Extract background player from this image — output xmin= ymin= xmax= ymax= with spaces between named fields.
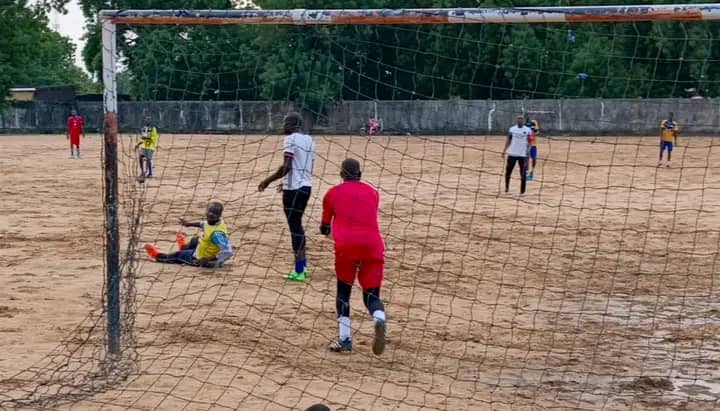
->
xmin=321 ymin=158 xmax=386 ymax=355
xmin=659 ymin=112 xmax=678 ymax=167
xmin=503 ymin=115 xmax=532 ymax=194
xmin=144 ymin=201 xmax=233 ymax=268
xmin=524 ymin=113 xmax=540 ymax=180
xmin=258 ymin=112 xmax=316 ymax=282
xmin=135 ymin=117 xmax=159 ymax=180
xmin=66 ymin=108 xmax=85 ymax=159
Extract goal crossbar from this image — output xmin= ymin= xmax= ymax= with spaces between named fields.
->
xmin=98 ymin=4 xmax=720 ymax=25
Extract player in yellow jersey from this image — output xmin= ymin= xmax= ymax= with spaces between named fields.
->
xmin=144 ymin=201 xmax=233 ymax=268
xmin=659 ymin=112 xmax=678 ymax=168
xmin=136 ymin=117 xmax=159 ymax=181
xmin=524 ymin=114 xmax=540 ymax=180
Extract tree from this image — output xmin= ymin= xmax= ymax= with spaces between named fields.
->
xmin=0 ymin=0 xmax=97 ymax=105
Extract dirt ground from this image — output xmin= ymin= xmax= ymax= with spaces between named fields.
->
xmin=1 ymin=134 xmax=720 ymax=411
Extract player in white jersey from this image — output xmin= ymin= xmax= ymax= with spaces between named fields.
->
xmin=502 ymin=115 xmax=532 ymax=194
xmin=258 ymin=112 xmax=317 ymax=281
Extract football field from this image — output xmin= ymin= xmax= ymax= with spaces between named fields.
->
xmin=1 ymin=134 xmax=720 ymax=410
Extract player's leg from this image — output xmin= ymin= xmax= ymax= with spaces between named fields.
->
xmin=144 ymin=149 xmax=154 ymax=177
xmin=329 ymin=252 xmax=357 ymax=352
xmin=145 ymin=244 xmax=196 ymax=264
xmin=529 ymin=147 xmax=537 ymax=180
xmin=658 ymin=142 xmax=664 ymax=165
xmin=138 ymin=148 xmax=146 ymax=176
xmin=505 ymin=156 xmax=517 ymax=193
xmin=666 ymin=142 xmax=673 ymax=166
xmin=519 ymin=157 xmax=527 ymax=194
xmin=282 ymin=187 xmax=311 ymax=281
xmin=358 ymin=257 xmax=386 ymax=355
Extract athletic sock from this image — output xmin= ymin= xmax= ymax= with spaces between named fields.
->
xmin=338 ymin=316 xmax=351 ymax=341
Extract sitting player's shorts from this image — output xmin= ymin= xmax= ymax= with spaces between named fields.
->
xmin=529 ymin=146 xmax=538 ymax=160
xmin=334 ymin=247 xmax=384 ymax=290
xmin=661 ymin=141 xmax=673 ymax=152
xmin=141 ymin=148 xmax=155 ymax=160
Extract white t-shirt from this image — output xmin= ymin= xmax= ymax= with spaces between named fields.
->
xmin=283 ymin=132 xmax=316 ymax=190
xmin=507 ymin=125 xmax=532 ymax=157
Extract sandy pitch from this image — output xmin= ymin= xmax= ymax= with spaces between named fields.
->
xmin=1 ymin=134 xmax=720 ymax=410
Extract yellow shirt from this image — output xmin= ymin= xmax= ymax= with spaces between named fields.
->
xmin=142 ymin=127 xmax=159 ymax=151
xmin=196 ymin=220 xmax=229 ymax=260
xmin=660 ymin=120 xmax=678 ymax=142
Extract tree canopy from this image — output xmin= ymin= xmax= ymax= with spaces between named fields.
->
xmin=78 ymin=0 xmax=720 ymax=110
xmin=0 ymin=0 xmax=97 ymax=105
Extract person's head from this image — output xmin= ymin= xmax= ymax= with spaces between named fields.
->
xmin=283 ymin=112 xmax=303 ymax=135
xmin=668 ymin=112 xmax=674 ymax=121
xmin=304 ymin=405 xmax=331 ymax=411
xmin=206 ymin=201 xmax=224 ymax=225
xmin=517 ymin=115 xmax=525 ymax=127
xmin=340 ymin=158 xmax=361 ymax=181
xmin=70 ymin=108 xmax=77 ymax=116
xmin=144 ymin=116 xmax=152 ymax=126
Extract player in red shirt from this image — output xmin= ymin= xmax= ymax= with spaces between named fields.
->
xmin=66 ymin=109 xmax=85 ymax=159
xmin=321 ymin=158 xmax=386 ymax=355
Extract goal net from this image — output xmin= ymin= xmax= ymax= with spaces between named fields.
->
xmin=2 ymin=5 xmax=720 ymax=410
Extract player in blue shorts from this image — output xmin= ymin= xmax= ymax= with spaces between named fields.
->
xmin=524 ymin=114 xmax=540 ymax=180
xmin=659 ymin=113 xmax=678 ymax=168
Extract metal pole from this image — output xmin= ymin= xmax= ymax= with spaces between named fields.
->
xmin=101 ymin=20 xmax=120 ymax=355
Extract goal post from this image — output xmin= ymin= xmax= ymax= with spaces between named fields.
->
xmin=83 ymin=5 xmax=720 ymax=410
xmin=98 ymin=0 xmax=720 ymax=361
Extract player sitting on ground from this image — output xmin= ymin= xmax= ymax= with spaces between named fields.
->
xmin=135 ymin=118 xmax=159 ymax=180
xmin=524 ymin=114 xmax=540 ymax=180
xmin=503 ymin=115 xmax=532 ymax=194
xmin=66 ymin=108 xmax=85 ymax=159
xmin=144 ymin=201 xmax=233 ymax=268
xmin=659 ymin=112 xmax=679 ymax=167
xmin=321 ymin=158 xmax=387 ymax=355
xmin=258 ymin=112 xmax=316 ymax=282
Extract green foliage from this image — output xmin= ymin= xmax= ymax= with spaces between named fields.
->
xmin=78 ymin=0 xmax=720 ymax=110
xmin=0 ymin=0 xmax=97 ymax=105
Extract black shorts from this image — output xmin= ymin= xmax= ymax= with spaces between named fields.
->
xmin=283 ymin=186 xmax=312 ymax=217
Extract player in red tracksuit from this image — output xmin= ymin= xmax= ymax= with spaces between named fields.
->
xmin=321 ymin=158 xmax=386 ymax=355
xmin=66 ymin=109 xmax=85 ymax=159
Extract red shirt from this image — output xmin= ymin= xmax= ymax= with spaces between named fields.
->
xmin=322 ymin=180 xmax=384 ymax=258
xmin=67 ymin=115 xmax=84 ymax=137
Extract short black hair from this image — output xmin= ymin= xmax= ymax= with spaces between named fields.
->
xmin=208 ymin=201 xmax=224 ymax=216
xmin=340 ymin=158 xmax=361 ymax=181
xmin=304 ymin=405 xmax=331 ymax=411
xmin=283 ymin=112 xmax=303 ymax=134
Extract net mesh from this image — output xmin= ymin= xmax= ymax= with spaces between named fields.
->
xmin=2 ymin=15 xmax=720 ymax=411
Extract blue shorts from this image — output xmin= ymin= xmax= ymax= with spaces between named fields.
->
xmin=529 ymin=146 xmax=538 ymax=160
xmin=661 ymin=141 xmax=673 ymax=152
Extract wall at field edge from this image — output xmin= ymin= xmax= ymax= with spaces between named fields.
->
xmin=0 ymin=99 xmax=716 ymax=135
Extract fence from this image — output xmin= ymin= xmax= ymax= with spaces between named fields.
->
xmin=0 ymin=98 xmax=716 ymax=135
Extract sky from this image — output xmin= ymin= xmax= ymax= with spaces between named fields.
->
xmin=48 ymin=0 xmax=87 ymax=71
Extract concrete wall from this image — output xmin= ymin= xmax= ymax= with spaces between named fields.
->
xmin=1 ymin=98 xmax=717 ymax=135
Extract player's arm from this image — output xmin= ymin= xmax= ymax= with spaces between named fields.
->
xmin=675 ymin=123 xmax=679 ymax=145
xmin=196 ymin=232 xmax=233 ymax=267
xmin=502 ymin=132 xmax=511 ymax=157
xmin=179 ymin=218 xmax=203 ymax=228
xmin=259 ymin=136 xmax=294 ymax=192
xmin=81 ymin=117 xmax=86 ymax=139
xmin=66 ymin=118 xmax=70 ymax=139
xmin=320 ymin=189 xmax=335 ymax=235
xmin=258 ymin=156 xmax=292 ymax=192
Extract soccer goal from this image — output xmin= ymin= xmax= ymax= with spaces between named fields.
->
xmin=3 ymin=4 xmax=720 ymax=410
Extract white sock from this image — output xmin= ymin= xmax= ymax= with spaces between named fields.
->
xmin=372 ymin=310 xmax=386 ymax=324
xmin=338 ymin=316 xmax=351 ymax=341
